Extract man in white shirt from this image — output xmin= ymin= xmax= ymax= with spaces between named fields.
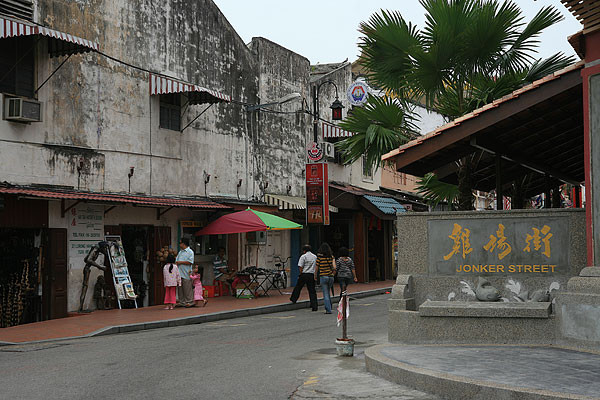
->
xmin=175 ymin=237 xmax=195 ymax=307
xmin=290 ymin=244 xmax=318 ymax=311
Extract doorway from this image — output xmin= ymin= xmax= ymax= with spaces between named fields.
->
xmin=121 ymin=225 xmax=151 ymax=307
xmin=367 ymin=218 xmax=385 ymax=281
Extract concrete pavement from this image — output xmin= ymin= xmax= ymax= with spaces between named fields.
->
xmin=366 ymin=344 xmax=600 ymax=400
xmin=0 ymin=281 xmax=393 ymax=345
xmin=0 ymin=293 xmax=434 ymax=400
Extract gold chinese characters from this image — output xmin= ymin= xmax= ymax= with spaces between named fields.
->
xmin=443 ymin=223 xmax=553 ymax=261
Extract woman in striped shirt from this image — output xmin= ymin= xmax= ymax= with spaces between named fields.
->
xmin=315 ymin=242 xmax=336 ymax=314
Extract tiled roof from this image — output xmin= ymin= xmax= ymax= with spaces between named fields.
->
xmin=382 ymin=61 xmax=585 ymax=161
xmin=0 ymin=185 xmax=229 ymax=209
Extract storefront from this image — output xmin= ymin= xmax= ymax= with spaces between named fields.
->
xmin=0 ymin=184 xmax=232 ymax=318
xmin=0 ymin=192 xmax=68 ymax=327
xmin=324 ymin=183 xmax=407 ymax=283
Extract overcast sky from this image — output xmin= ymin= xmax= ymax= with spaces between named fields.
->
xmin=213 ymin=0 xmax=582 ymax=65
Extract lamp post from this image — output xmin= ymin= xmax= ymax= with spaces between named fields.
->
xmin=313 ymin=80 xmax=344 ymax=142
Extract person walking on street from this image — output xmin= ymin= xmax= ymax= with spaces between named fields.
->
xmin=336 ymin=247 xmax=357 ymax=292
xmin=316 ymin=243 xmax=336 ymax=314
xmin=176 ymin=238 xmax=195 ymax=307
xmin=163 ymin=254 xmax=181 ymax=310
xmin=289 ymin=244 xmax=318 ymax=311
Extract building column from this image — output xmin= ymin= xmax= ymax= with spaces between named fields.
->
xmin=582 ymin=29 xmax=600 ymax=265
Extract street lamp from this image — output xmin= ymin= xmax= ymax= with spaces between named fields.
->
xmin=313 ymin=80 xmax=344 ymax=141
xmin=330 ymin=98 xmax=344 ymax=121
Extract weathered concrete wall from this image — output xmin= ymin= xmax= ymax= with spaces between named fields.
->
xmin=248 ymin=37 xmax=310 ymax=199
xmin=1 ymin=0 xmax=317 ymax=201
xmin=396 ymin=209 xmax=586 ymax=307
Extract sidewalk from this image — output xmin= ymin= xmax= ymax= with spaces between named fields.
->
xmin=366 ymin=343 xmax=600 ymax=400
xmin=0 ymin=281 xmax=392 ymax=345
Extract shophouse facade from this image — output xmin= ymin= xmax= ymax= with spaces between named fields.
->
xmin=0 ymin=0 xmax=444 ymax=325
xmin=0 ymin=0 xmax=313 ymax=321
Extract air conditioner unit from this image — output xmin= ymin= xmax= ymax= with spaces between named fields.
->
xmin=246 ymin=231 xmax=267 ymax=244
xmin=4 ymin=97 xmax=42 ymax=122
xmin=322 ymin=141 xmax=335 ymax=159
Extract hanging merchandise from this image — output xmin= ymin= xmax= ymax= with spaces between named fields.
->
xmin=105 ymin=235 xmax=138 ymax=309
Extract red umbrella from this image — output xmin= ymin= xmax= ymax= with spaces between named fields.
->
xmin=195 ymin=208 xmax=302 ymax=236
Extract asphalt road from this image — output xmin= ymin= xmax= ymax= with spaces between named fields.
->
xmin=0 ymin=294 xmax=435 ymax=400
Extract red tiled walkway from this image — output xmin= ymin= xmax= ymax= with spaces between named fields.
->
xmin=0 ymin=281 xmax=393 ymax=344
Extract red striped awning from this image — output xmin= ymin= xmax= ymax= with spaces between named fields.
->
xmin=0 ymin=16 xmax=99 ymax=57
xmin=149 ymin=73 xmax=231 ymax=105
xmin=0 ymin=186 xmax=230 ymax=210
xmin=322 ymin=121 xmax=355 ymax=138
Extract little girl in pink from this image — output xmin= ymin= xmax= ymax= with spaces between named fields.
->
xmin=189 ymin=265 xmax=207 ymax=307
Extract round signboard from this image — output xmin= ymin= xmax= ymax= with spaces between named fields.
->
xmin=307 ymin=142 xmax=323 ymax=162
xmin=346 ymin=81 xmax=369 ymax=106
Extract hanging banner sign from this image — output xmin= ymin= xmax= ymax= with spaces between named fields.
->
xmin=347 ymin=81 xmax=369 ymax=106
xmin=307 ymin=141 xmax=323 ymax=162
xmin=306 ymin=163 xmax=330 ymax=225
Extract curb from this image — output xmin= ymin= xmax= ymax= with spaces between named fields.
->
xmin=0 ymin=287 xmax=391 ymax=346
xmin=364 ymin=344 xmax=596 ymax=400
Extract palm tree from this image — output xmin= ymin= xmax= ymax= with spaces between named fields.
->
xmin=335 ymin=96 xmax=419 ymax=170
xmin=338 ymin=0 xmax=575 ymax=209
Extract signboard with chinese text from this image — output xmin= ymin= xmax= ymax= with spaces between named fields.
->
xmin=68 ymin=204 xmax=104 ymax=267
xmin=306 ymin=163 xmax=330 ymax=225
xmin=428 ymin=217 xmax=569 ymax=275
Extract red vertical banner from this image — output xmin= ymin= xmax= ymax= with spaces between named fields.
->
xmin=306 ymin=163 xmax=330 ymax=225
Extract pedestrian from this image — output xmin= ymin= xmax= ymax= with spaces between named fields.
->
xmin=289 ymin=244 xmax=318 ymax=311
xmin=316 ymin=242 xmax=336 ymax=314
xmin=189 ymin=265 xmax=208 ymax=307
xmin=213 ymin=246 xmax=236 ymax=296
xmin=336 ymin=247 xmax=357 ymax=292
xmin=175 ymin=238 xmax=195 ymax=307
xmin=163 ymin=254 xmax=181 ymax=310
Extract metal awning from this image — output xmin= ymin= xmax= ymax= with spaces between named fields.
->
xmin=362 ymin=195 xmax=406 ymax=215
xmin=149 ymin=73 xmax=231 ymax=105
xmin=265 ymin=194 xmax=338 ymax=212
xmin=360 ymin=195 xmax=405 ymax=220
xmin=322 ymin=121 xmax=354 ymax=138
xmin=328 ymin=182 xmax=408 ymax=219
xmin=0 ymin=16 xmax=99 ymax=57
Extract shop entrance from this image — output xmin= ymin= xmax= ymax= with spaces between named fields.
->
xmin=323 ymin=221 xmax=350 ymax=257
xmin=0 ymin=227 xmax=67 ymax=326
xmin=367 ymin=217 xmax=391 ymax=282
xmin=0 ymin=228 xmax=42 ymax=327
xmin=104 ymin=225 xmax=171 ymax=307
xmin=121 ymin=225 xmax=152 ymax=307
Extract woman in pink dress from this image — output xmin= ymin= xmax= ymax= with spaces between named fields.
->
xmin=189 ymin=265 xmax=208 ymax=307
xmin=163 ymin=254 xmax=181 ymax=310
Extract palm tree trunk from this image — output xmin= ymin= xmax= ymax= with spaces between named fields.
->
xmin=457 ymin=158 xmax=474 ymax=211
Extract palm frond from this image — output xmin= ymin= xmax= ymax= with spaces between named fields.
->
xmin=335 ymin=96 xmax=418 ymax=171
xmin=416 ymin=173 xmax=459 ymax=206
xmin=523 ymin=53 xmax=577 ymax=83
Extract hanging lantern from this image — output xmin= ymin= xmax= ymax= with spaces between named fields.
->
xmin=330 ymin=98 xmax=344 ymax=121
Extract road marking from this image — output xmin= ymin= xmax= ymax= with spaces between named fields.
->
xmin=303 ymin=376 xmax=319 ymax=385
xmin=261 ymin=315 xmax=296 ymax=319
xmin=353 ymin=303 xmax=374 ymax=306
xmin=207 ymin=322 xmax=248 ymax=327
